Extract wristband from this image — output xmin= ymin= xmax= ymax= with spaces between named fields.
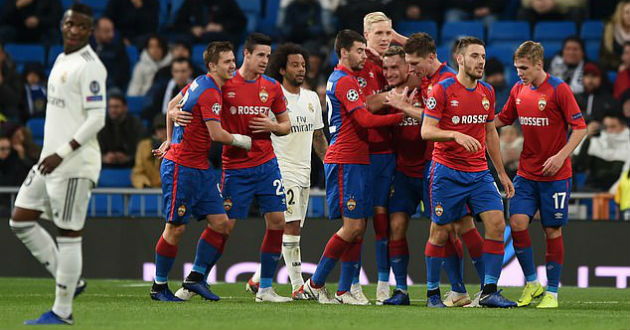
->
xmin=231 ymin=134 xmax=252 ymax=150
xmin=55 ymin=143 xmax=73 ymax=158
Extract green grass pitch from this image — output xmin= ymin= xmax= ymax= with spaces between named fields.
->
xmin=0 ymin=278 xmax=628 ymax=330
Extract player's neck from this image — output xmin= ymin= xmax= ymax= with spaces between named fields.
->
xmin=64 ymin=42 xmax=88 ymax=55
xmin=209 ymin=73 xmax=225 ymax=88
xmin=428 ymin=59 xmax=442 ymax=77
xmin=282 ymin=80 xmax=300 ymax=94
xmin=456 ymin=71 xmax=477 ymax=89
xmin=339 ymin=60 xmax=354 ymax=72
xmin=238 ymin=66 xmax=260 ymax=81
xmin=531 ymin=71 xmax=548 ymax=87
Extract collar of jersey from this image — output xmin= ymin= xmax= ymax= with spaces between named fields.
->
xmin=235 ymin=70 xmax=260 ymax=83
xmin=61 ymin=44 xmax=91 ymax=58
xmin=529 ymin=73 xmax=550 ymax=91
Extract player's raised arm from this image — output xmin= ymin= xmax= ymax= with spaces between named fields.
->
xmin=485 ymin=120 xmax=515 ymax=198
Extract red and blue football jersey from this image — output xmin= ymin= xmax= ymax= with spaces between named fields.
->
xmin=221 ymin=71 xmax=287 ymax=169
xmin=498 ymin=74 xmax=587 ymax=181
xmin=357 ymin=58 xmax=391 ymax=154
xmin=165 ymin=74 xmax=222 ymax=169
xmin=421 ymin=62 xmax=457 ymax=107
xmin=425 ymin=78 xmax=496 ymax=172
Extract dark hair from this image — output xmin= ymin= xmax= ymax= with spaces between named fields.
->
xmin=108 ymin=93 xmax=126 ymax=105
xmin=403 ymin=32 xmax=436 ymax=57
xmin=603 ymin=111 xmax=626 ymax=123
xmin=266 ymin=43 xmax=310 ymax=82
xmin=172 ymin=40 xmax=192 ymax=54
xmin=562 ymin=35 xmax=586 ymax=57
xmin=455 ymin=36 xmax=485 ymax=54
xmin=485 ymin=58 xmax=504 ymax=76
xmin=171 ymin=56 xmax=193 ymax=71
xmin=144 ymin=34 xmax=168 ymax=59
xmin=244 ymin=33 xmax=272 ymax=53
xmin=68 ymin=3 xmax=93 ymax=18
xmin=203 ymin=41 xmax=234 ymax=68
xmin=334 ymin=29 xmax=366 ymax=58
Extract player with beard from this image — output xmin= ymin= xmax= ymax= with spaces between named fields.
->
xmin=301 ymin=30 xmax=416 ymax=305
xmin=421 ymin=37 xmax=516 ymax=308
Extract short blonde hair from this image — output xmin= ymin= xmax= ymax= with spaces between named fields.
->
xmin=363 ymin=12 xmax=391 ymax=32
xmin=514 ymin=41 xmax=544 ymax=65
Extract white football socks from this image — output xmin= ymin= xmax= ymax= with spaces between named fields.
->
xmin=282 ymin=234 xmax=303 ymax=292
xmin=10 ymin=220 xmax=58 ymax=277
xmin=252 ymin=265 xmax=261 ymax=284
xmin=52 ymin=236 xmax=82 ymax=319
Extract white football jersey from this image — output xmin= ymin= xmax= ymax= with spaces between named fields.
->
xmin=270 ymin=86 xmax=324 ymax=187
xmin=42 ymin=44 xmax=107 ymax=183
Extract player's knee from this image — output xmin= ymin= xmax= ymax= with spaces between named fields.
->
xmin=284 ymin=221 xmax=301 ymax=235
xmin=389 ymin=218 xmax=407 ymax=240
xmin=509 ymin=216 xmax=528 ymax=231
xmin=164 ymin=223 xmax=186 ymax=240
xmin=543 ymin=226 xmax=562 ymax=239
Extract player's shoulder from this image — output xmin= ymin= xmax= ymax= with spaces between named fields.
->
xmin=261 ymin=74 xmax=280 ymax=87
xmin=300 ymin=87 xmax=319 ymax=100
xmin=437 ymin=77 xmax=457 ymax=90
xmin=478 ymin=80 xmax=495 ymax=94
xmin=546 ymin=74 xmax=568 ymax=93
xmin=78 ymin=45 xmax=106 ymax=70
xmin=439 ymin=64 xmax=457 ymax=78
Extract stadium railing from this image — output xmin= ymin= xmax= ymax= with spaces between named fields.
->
xmin=0 ymin=187 xmax=619 ymax=220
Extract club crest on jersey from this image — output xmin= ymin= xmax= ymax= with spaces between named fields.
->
xmin=538 ymin=97 xmax=547 ymax=111
xmin=347 ymin=198 xmax=356 ymax=211
xmin=426 ymin=97 xmax=436 ymax=110
xmin=308 ymin=103 xmax=314 ymax=112
xmin=223 ymin=198 xmax=233 ymax=211
xmin=177 ymin=204 xmax=186 ymax=217
xmin=259 ymin=87 xmax=269 ymax=102
xmin=357 ymin=77 xmax=367 ymax=88
xmin=347 ymin=89 xmax=359 ymax=102
xmin=212 ymin=103 xmax=221 ymax=115
xmin=435 ymin=203 xmax=443 ymax=217
xmin=482 ymin=96 xmax=490 ymax=111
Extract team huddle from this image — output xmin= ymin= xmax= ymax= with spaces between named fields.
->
xmin=8 ymin=5 xmax=588 ymax=325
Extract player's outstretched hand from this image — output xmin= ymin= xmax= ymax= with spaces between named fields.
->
xmin=385 ymin=87 xmax=417 ymax=112
xmin=152 ymin=141 xmax=170 ymax=159
xmin=169 ymin=105 xmax=192 ymax=126
xmin=498 ymin=172 xmax=515 ymax=198
xmin=453 ymin=132 xmax=482 ymax=153
xmin=542 ymin=153 xmax=564 ymax=177
xmin=38 ymin=154 xmax=63 ymax=175
xmin=249 ymin=116 xmax=276 ymax=134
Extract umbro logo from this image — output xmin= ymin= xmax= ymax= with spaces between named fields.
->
xmin=516 ymin=98 xmax=521 ymax=105
xmin=450 ymin=100 xmax=459 ymax=107
xmin=227 ymin=92 xmax=236 ymax=98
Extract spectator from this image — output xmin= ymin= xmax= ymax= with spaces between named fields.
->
xmin=614 ymin=42 xmax=630 ymax=99
xmin=0 ymin=43 xmax=22 ymax=121
xmin=573 ymin=111 xmax=630 ymax=191
xmin=575 ymin=62 xmax=617 ymax=124
xmin=390 ymin=0 xmax=444 ymax=23
xmin=127 ymin=34 xmax=172 ymax=97
xmin=279 ymin=0 xmax=325 ymax=47
xmin=105 ymin=0 xmax=159 ymax=47
xmin=169 ymin=0 xmax=245 ymax=48
xmin=0 ymin=135 xmax=31 ymax=216
xmin=90 ymin=17 xmax=130 ymax=93
xmin=152 ymin=41 xmax=202 ymax=85
xmin=0 ymin=0 xmax=62 ymax=45
xmin=131 ymin=114 xmax=165 ymax=188
xmin=20 ymin=63 xmax=46 ymax=123
xmin=4 ymin=121 xmax=39 ymax=165
xmin=601 ymin=1 xmax=630 ymax=71
xmin=99 ymin=94 xmax=145 ymax=167
xmin=621 ymin=90 xmax=630 ymax=127
xmin=304 ymin=48 xmax=328 ymax=90
xmin=499 ymin=125 xmax=523 ymax=179
xmin=141 ymin=57 xmax=193 ymax=122
xmin=443 ymin=0 xmax=506 ymax=27
xmin=484 ymin=58 xmax=509 ymax=113
xmin=517 ymin=0 xmax=586 ymax=25
xmin=548 ymin=36 xmax=586 ymax=94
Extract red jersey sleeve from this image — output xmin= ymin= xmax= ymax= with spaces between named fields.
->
xmin=498 ymin=83 xmax=520 ymax=125
xmin=270 ymin=81 xmax=287 ymax=115
xmin=198 ymin=88 xmax=222 ymax=122
xmin=424 ymin=82 xmax=446 ymax=120
xmin=336 ymin=76 xmax=367 ymax=114
xmin=556 ymin=82 xmax=587 ymax=129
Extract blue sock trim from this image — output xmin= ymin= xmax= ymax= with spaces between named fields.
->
xmin=547 ymin=286 xmax=558 ymax=293
xmin=427 ymin=282 xmax=440 ymax=291
xmin=525 ymin=273 xmax=538 ymax=282
xmin=154 ymin=275 xmax=168 ymax=283
xmin=484 ymin=275 xmax=499 ymax=285
xmin=377 ymin=272 xmax=389 ymax=282
xmin=260 ymin=278 xmax=272 ymax=289
xmin=192 ymin=265 xmax=207 ymax=275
